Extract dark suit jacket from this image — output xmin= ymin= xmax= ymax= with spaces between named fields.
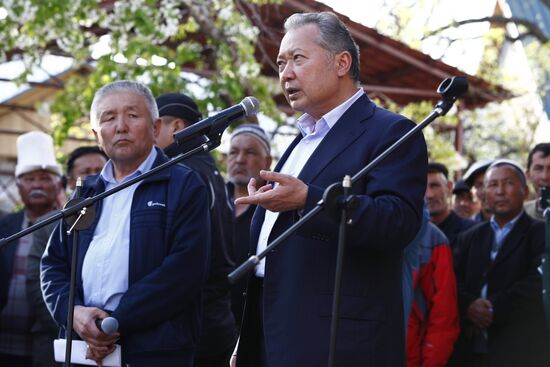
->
xmin=452 ymin=212 xmax=550 ymax=366
xmin=237 ymin=94 xmax=428 ymax=367
xmin=0 ymin=210 xmax=25 ymax=311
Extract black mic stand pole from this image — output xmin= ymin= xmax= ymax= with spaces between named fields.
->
xmin=539 ymin=186 xmax=550 ymax=330
xmin=63 ymin=177 xmax=96 ymax=366
xmin=228 ymin=76 xmax=469 ymax=367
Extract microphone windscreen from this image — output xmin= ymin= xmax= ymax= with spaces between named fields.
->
xmin=100 ymin=317 xmax=119 ymax=335
xmin=241 ymin=97 xmax=260 ymax=117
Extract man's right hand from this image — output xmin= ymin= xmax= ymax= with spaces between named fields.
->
xmin=73 ymin=306 xmax=120 ymax=365
xmin=466 ymin=298 xmax=493 ymax=329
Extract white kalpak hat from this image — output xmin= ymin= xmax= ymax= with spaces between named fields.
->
xmin=15 ymin=131 xmax=62 ymax=177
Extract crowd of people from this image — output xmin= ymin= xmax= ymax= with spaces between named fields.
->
xmin=0 ymin=10 xmax=549 ymax=367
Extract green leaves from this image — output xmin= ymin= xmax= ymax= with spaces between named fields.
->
xmin=1 ymin=0 xmax=280 ymax=146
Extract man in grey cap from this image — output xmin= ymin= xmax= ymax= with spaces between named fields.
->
xmin=463 ymin=159 xmax=494 ymax=222
xmin=155 ymin=92 xmax=237 ymax=367
xmin=0 ymin=131 xmax=63 ymax=366
xmin=226 ymin=124 xmax=272 ymax=327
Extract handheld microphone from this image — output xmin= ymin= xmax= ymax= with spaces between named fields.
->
xmin=95 ymin=317 xmax=119 ymax=335
xmin=173 ymin=96 xmax=260 ymax=145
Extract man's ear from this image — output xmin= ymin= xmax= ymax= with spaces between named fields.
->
xmin=152 ymin=118 xmax=162 ymax=139
xmin=335 ymin=51 xmax=352 ymax=77
xmin=173 ymin=118 xmax=188 ymax=132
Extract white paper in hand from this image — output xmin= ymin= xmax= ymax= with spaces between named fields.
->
xmin=54 ymin=339 xmax=121 ymax=366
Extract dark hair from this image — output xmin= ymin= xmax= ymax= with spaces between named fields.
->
xmin=428 ymin=162 xmax=449 ymax=180
xmin=284 ymin=12 xmax=360 ymax=83
xmin=527 ymin=143 xmax=550 ymax=170
xmin=67 ymin=146 xmax=107 ymax=175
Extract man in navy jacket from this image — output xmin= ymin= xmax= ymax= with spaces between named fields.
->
xmin=234 ymin=12 xmax=427 ymax=367
xmin=41 ymin=81 xmax=210 ymax=366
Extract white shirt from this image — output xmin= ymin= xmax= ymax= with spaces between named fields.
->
xmin=255 ymin=89 xmax=364 ymax=277
xmin=82 ymin=147 xmax=157 ymax=310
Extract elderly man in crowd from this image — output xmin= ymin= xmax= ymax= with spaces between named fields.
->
xmin=0 ymin=131 xmax=64 ymax=366
xmin=26 ymin=145 xmax=107 ymax=367
xmin=41 ymin=80 xmax=210 ymax=366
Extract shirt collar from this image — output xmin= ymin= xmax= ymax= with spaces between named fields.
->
xmin=100 ymin=147 xmax=157 ymax=185
xmin=296 ymin=88 xmax=364 ymax=137
xmin=490 ymin=210 xmax=523 ymax=231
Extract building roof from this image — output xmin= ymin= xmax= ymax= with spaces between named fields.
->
xmin=241 ymin=0 xmax=511 ymax=110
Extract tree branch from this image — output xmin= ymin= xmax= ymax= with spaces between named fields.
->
xmin=425 ymin=16 xmax=548 ymax=43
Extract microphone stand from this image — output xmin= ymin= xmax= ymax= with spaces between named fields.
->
xmin=228 ymin=76 xmax=469 ymax=367
xmin=63 ymin=178 xmax=96 ymax=366
xmin=540 ymin=186 xmax=550 ymax=330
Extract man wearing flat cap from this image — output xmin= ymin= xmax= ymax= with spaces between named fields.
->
xmin=0 ymin=131 xmax=63 ymax=366
xmin=156 ymin=92 xmax=237 ymax=367
xmin=452 ymin=179 xmax=481 ymax=220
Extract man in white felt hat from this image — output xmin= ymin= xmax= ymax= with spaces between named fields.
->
xmin=0 ymin=131 xmax=63 ymax=367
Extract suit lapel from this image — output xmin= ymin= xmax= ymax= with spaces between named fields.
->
xmin=477 ymin=224 xmax=494 ymax=272
xmin=297 ymin=94 xmax=375 ymax=183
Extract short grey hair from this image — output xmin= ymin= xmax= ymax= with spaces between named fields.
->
xmin=284 ymin=12 xmax=360 ymax=83
xmin=90 ymin=80 xmax=159 ymax=127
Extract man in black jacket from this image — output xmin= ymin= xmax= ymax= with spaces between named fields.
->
xmin=156 ymin=93 xmax=237 ymax=367
xmin=451 ymin=159 xmax=550 ymax=367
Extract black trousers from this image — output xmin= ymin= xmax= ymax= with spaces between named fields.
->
xmin=236 ymin=276 xmax=269 ymax=367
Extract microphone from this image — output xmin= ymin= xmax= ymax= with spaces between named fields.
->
xmin=174 ymin=96 xmax=260 ymax=145
xmin=95 ymin=317 xmax=119 ymax=335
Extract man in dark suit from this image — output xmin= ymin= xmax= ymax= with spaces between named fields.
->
xmin=452 ymin=159 xmax=550 ymax=367
xmin=233 ymin=12 xmax=427 ymax=367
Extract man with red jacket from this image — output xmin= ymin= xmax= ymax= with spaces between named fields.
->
xmin=404 ymin=211 xmax=460 ymax=367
